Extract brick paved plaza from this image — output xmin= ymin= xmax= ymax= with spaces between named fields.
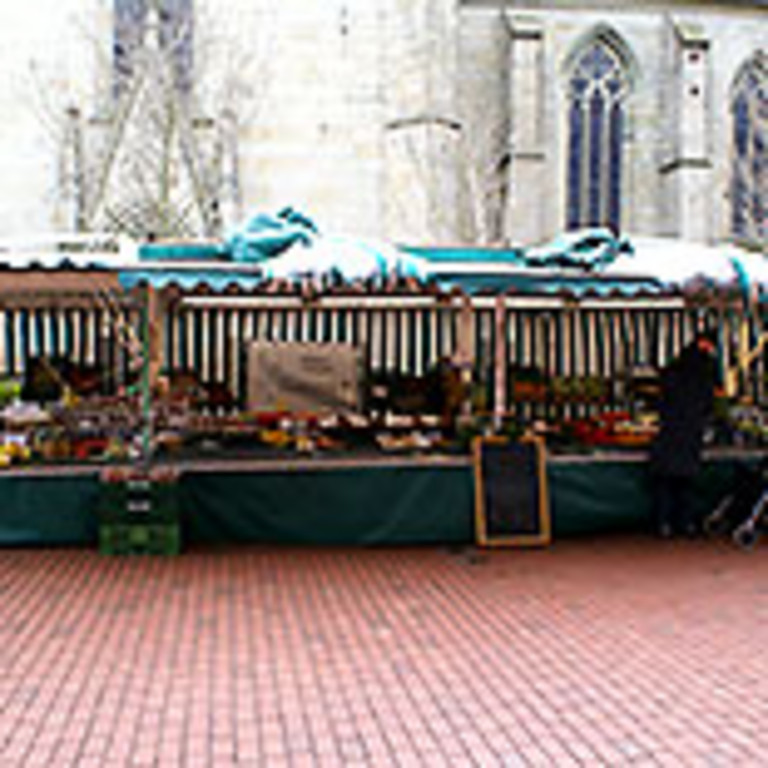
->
xmin=0 ymin=538 xmax=766 ymax=767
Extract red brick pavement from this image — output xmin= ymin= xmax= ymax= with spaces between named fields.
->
xmin=0 ymin=538 xmax=766 ymax=767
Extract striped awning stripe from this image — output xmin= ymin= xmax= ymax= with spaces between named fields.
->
xmin=0 ymin=293 xmax=763 ymax=412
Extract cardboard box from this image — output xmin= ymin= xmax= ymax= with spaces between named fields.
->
xmin=246 ymin=342 xmax=362 ymax=414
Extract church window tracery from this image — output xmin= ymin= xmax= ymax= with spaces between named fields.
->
xmin=566 ymin=38 xmax=630 ymax=233
xmin=730 ymin=54 xmax=767 ymax=243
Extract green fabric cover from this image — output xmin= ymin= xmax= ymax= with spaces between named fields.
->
xmin=0 ymin=476 xmax=99 ymax=545
xmin=182 ymin=466 xmax=473 ymax=545
xmin=548 ymin=458 xmax=740 ymax=536
xmin=0 ymin=457 xmax=746 ymax=546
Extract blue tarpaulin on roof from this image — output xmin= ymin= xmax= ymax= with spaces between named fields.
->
xmin=404 ymin=229 xmax=633 ymax=270
xmin=226 ymin=207 xmax=318 ymax=262
xmin=139 ymin=242 xmax=226 ymax=261
xmin=29 ymin=213 xmax=753 ymax=298
xmin=403 ymin=247 xmax=526 ymax=264
xmin=402 ymin=230 xmax=663 ymax=295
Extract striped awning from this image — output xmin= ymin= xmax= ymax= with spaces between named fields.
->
xmin=117 ymin=268 xmax=265 ymax=292
xmin=423 ymin=270 xmax=665 ymax=297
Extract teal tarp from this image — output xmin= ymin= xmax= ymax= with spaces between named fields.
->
xmin=0 ymin=476 xmax=99 ymax=545
xmin=226 ymin=208 xmax=318 ymax=263
xmin=184 ymin=466 xmax=472 ymax=545
xmin=139 ymin=242 xmax=226 ymax=261
xmin=0 ymin=457 xmax=745 ymax=547
xmin=547 ymin=458 xmax=740 ymax=535
xmin=404 ymin=228 xmax=630 ymax=269
xmin=404 ymin=247 xmax=525 ymax=264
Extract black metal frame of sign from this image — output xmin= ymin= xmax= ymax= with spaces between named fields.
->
xmin=473 ymin=435 xmax=551 ymax=547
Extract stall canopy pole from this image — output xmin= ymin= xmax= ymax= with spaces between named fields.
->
xmin=457 ymin=297 xmax=475 ymax=417
xmin=726 ymin=320 xmax=768 ymax=399
xmin=140 ymin=283 xmax=153 ymax=463
xmin=147 ymin=284 xmax=164 ymax=389
xmin=493 ymin=295 xmax=506 ymax=428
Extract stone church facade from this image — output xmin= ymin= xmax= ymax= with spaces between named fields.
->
xmin=456 ymin=1 xmax=766 ymax=249
xmin=0 ymin=0 xmax=764 ymax=247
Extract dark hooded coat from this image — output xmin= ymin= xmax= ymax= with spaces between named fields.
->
xmin=649 ymin=342 xmax=717 ymax=478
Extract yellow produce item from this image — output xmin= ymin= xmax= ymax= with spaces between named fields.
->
xmin=260 ymin=429 xmax=292 ymax=448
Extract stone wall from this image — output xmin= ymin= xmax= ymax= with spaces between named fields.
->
xmin=205 ymin=0 xmax=388 ymax=239
xmin=0 ymin=0 xmax=763 ymax=246
xmin=457 ymin=2 xmax=766 ymax=245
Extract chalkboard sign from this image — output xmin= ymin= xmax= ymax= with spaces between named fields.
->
xmin=473 ymin=436 xmax=550 ymax=547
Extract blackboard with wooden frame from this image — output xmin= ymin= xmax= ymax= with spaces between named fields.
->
xmin=473 ymin=435 xmax=551 ymax=547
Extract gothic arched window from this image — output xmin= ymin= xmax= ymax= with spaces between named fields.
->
xmin=566 ymin=38 xmax=630 ymax=233
xmin=730 ymin=54 xmax=767 ymax=244
xmin=114 ymin=0 xmax=193 ymax=94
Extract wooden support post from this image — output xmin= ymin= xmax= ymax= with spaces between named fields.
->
xmin=494 ymin=295 xmax=507 ymax=428
xmin=147 ymin=283 xmax=164 ymax=390
xmin=457 ymin=297 xmax=474 ymax=417
xmin=725 ymin=314 xmax=768 ymax=399
xmin=99 ymin=310 xmax=115 ymax=393
xmin=138 ymin=282 xmax=166 ymax=464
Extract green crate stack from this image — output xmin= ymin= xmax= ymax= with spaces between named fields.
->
xmin=98 ymin=478 xmax=179 ymax=525
xmin=97 ymin=474 xmax=181 ymax=555
xmin=99 ymin=522 xmax=181 ymax=556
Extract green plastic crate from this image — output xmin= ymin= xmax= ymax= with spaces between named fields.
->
xmin=98 ymin=477 xmax=180 ymax=525
xmin=99 ymin=522 xmax=181 ymax=556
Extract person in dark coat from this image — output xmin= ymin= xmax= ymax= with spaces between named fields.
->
xmin=649 ymin=331 xmax=718 ymax=537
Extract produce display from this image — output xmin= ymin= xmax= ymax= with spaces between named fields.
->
xmin=0 ymin=356 xmax=471 ymax=466
xmin=555 ymin=411 xmax=658 ymax=450
xmin=725 ymin=403 xmax=768 ymax=447
xmin=510 ymin=368 xmax=609 ymax=404
xmin=0 ymin=352 xmax=764 ymax=469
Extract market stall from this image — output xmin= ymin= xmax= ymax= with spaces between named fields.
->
xmin=0 ymin=224 xmax=765 ymax=548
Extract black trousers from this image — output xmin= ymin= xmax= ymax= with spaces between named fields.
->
xmin=652 ymin=475 xmax=697 ymax=535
